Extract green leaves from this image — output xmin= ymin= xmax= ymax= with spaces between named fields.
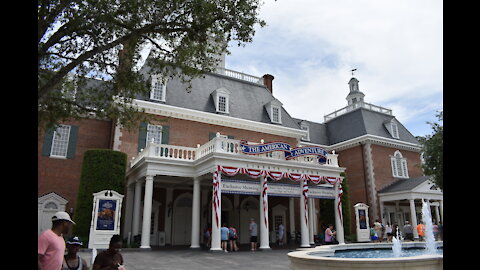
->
xmin=418 ymin=111 xmax=443 ymax=190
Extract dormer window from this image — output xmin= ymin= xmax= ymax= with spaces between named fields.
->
xmin=391 ymin=150 xmax=409 ymax=178
xmin=212 ymin=87 xmax=231 ymax=114
xmin=150 ymin=74 xmax=167 ymax=102
xmin=300 ymin=121 xmax=310 ymax=141
xmin=391 ymin=122 xmax=399 ymax=139
xmin=266 ymin=99 xmax=283 ymax=124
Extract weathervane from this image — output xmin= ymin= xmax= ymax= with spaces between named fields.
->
xmin=351 ymin=68 xmax=357 ymax=76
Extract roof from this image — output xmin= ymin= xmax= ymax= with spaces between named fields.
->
xmin=324 ymin=108 xmax=420 ymax=145
xmin=378 ymin=176 xmax=432 ymax=194
xmin=293 ymin=118 xmax=330 ymax=145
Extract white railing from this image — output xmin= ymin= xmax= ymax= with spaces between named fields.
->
xmin=214 ymin=67 xmax=263 ymax=85
xmin=130 ymin=133 xmax=338 ymax=168
xmin=324 ymin=102 xmax=392 ymax=122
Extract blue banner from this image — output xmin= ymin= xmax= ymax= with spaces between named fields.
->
xmin=240 ymin=141 xmax=328 ymax=164
xmin=96 ymin=199 xmax=117 ymax=231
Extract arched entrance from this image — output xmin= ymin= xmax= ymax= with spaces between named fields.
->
xmin=239 ymin=196 xmax=259 ymax=244
xmin=172 ymin=193 xmax=193 ymax=245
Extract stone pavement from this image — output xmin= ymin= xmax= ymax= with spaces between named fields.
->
xmin=78 ymin=247 xmax=294 ymax=270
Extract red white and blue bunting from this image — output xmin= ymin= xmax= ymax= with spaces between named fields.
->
xmin=262 ymin=178 xmax=268 ymax=229
xmin=212 ymin=165 xmax=343 ymax=227
xmin=303 ymin=179 xmax=309 ymax=226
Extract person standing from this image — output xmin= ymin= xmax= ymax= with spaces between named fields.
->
xmin=403 ymin=221 xmax=414 ymax=241
xmin=249 ymin=218 xmax=258 ymax=251
xmin=433 ymin=221 xmax=439 ymax=241
xmin=228 ymin=225 xmax=239 ymax=252
xmin=63 ymin=236 xmax=88 ymax=270
xmin=373 ymin=220 xmax=383 ymax=242
xmin=324 ymin=224 xmax=337 ymax=245
xmin=92 ymin=235 xmax=124 ymax=270
xmin=438 ymin=221 xmax=443 ymax=241
xmin=417 ymin=222 xmax=425 ymax=241
xmin=220 ymin=223 xmax=229 ymax=253
xmin=385 ymin=223 xmax=393 ymax=242
xmin=38 ymin=211 xmax=76 ymax=270
xmin=277 ymin=223 xmax=285 ymax=246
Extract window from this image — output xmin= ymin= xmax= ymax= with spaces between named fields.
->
xmin=272 ymin=106 xmax=280 ymax=123
xmin=265 ymin=99 xmax=283 ymax=124
xmin=50 ymin=125 xmax=71 ymax=158
xmin=391 ymin=151 xmax=409 ymax=178
xmin=218 ymin=95 xmax=227 ymax=113
xmin=150 ymin=75 xmax=166 ymax=102
xmin=391 ymin=122 xmax=399 ymax=139
xmin=146 ymin=124 xmax=163 ymax=144
xmin=300 ymin=121 xmax=310 ymax=141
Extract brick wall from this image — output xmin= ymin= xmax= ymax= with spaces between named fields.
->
xmin=38 ymin=118 xmax=113 ymax=211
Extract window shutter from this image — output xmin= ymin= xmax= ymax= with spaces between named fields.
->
xmin=138 ymin=122 xmax=148 ymax=152
xmin=66 ymin=125 xmax=79 ymax=159
xmin=161 ymin=125 xmax=169 ymax=144
xmin=41 ymin=128 xmax=55 ymax=156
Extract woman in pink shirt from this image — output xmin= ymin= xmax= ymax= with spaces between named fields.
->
xmin=324 ymin=224 xmax=337 ymax=245
xmin=38 ymin=211 xmax=76 ymax=270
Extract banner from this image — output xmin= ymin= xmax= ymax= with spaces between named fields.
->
xmin=96 ymin=199 xmax=117 ymax=231
xmin=239 ymin=141 xmax=328 ymax=164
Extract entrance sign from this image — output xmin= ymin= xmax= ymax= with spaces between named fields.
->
xmin=220 ymin=179 xmax=335 ymax=199
xmin=88 ymin=190 xmax=124 ymax=249
xmin=239 ymin=141 xmax=328 ymax=164
xmin=354 ymin=203 xmax=370 ymax=242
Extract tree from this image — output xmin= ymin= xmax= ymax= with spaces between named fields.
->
xmin=417 ymin=111 xmax=443 ymax=190
xmin=38 ymin=0 xmax=266 ymax=130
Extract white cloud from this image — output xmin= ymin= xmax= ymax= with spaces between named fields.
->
xmin=227 ymin=0 xmax=443 ymax=136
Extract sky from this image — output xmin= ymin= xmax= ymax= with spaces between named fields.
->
xmin=225 ymin=0 xmax=443 ymax=138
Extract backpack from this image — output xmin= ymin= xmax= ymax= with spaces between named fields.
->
xmin=229 ymin=228 xmax=237 ymax=239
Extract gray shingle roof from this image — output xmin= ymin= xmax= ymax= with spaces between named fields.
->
xmin=378 ymin=176 xmax=432 ymax=193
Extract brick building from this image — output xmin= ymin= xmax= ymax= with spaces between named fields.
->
xmin=38 ymin=58 xmax=442 ymax=248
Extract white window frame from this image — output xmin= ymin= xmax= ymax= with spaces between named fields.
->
xmin=300 ymin=121 xmax=310 ymax=141
xmin=271 ymin=106 xmax=281 ymax=124
xmin=146 ymin=124 xmax=163 ymax=144
xmin=150 ymin=75 xmax=167 ymax=102
xmin=390 ymin=151 xmax=409 ymax=178
xmin=217 ymin=94 xmax=229 ymax=113
xmin=391 ymin=122 xmax=399 ymax=139
xmin=50 ymin=125 xmax=71 ymax=158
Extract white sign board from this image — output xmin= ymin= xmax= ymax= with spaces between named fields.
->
xmin=221 ymin=179 xmax=335 ymax=199
xmin=88 ymin=190 xmax=124 ymax=249
xmin=354 ymin=203 xmax=370 ymax=242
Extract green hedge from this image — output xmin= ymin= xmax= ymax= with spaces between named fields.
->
xmin=72 ymin=149 xmax=127 ymax=246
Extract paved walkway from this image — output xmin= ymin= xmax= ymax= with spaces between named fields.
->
xmin=79 ymin=247 xmax=294 ymax=270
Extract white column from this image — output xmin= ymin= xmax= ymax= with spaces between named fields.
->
xmin=334 ymin=181 xmax=345 ymax=244
xmin=210 ymin=173 xmax=222 ymax=251
xmin=132 ymin=180 xmax=142 ymax=236
xmin=410 ymin=199 xmax=419 ymax=240
xmin=299 ymin=181 xmax=310 ymax=247
xmin=140 ymin=175 xmax=154 ymax=248
xmin=289 ymin=197 xmax=295 ymax=240
xmin=434 ymin=203 xmax=440 ymax=225
xmin=123 ymin=183 xmax=135 ymax=241
xmin=439 ymin=200 xmax=443 ymax=223
xmin=308 ymin=198 xmax=314 ymax=245
xmin=164 ymin=188 xmax=173 ymax=245
xmin=259 ymin=176 xmax=270 ymax=250
xmin=190 ymin=177 xmax=201 ymax=248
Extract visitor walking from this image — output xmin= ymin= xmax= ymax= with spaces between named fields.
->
xmin=249 ymin=218 xmax=258 ymax=251
xmin=38 ymin=211 xmax=76 ymax=270
xmin=62 ymin=236 xmax=88 ymax=270
xmin=324 ymin=224 xmax=337 ymax=245
xmin=385 ymin=223 xmax=393 ymax=242
xmin=228 ymin=225 xmax=239 ymax=251
xmin=277 ymin=223 xmax=285 ymax=246
xmin=417 ymin=222 xmax=425 ymax=241
xmin=92 ymin=234 xmax=125 ymax=270
xmin=221 ymin=223 xmax=230 ymax=253
xmin=374 ymin=220 xmax=383 ymax=242
xmin=403 ymin=221 xmax=414 ymax=241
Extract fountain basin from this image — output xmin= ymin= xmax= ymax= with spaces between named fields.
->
xmin=288 ymin=242 xmax=443 ymax=270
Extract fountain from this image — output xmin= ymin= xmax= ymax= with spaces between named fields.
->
xmin=391 ymin=227 xmax=402 ymax=257
xmin=421 ymin=199 xmax=437 ymax=255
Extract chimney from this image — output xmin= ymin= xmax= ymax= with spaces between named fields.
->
xmin=262 ymin=74 xmax=275 ymax=94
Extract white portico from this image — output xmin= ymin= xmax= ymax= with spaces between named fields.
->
xmin=124 ymin=133 xmax=346 ymax=250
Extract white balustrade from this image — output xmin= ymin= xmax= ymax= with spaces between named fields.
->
xmin=130 ymin=135 xmax=340 ymax=168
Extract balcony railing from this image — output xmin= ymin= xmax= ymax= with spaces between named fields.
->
xmin=214 ymin=67 xmax=263 ymax=85
xmin=324 ymin=101 xmax=392 ymax=122
xmin=130 ymin=133 xmax=338 ymax=168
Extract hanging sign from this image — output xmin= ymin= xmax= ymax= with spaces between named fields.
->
xmin=239 ymin=141 xmax=328 ymax=164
